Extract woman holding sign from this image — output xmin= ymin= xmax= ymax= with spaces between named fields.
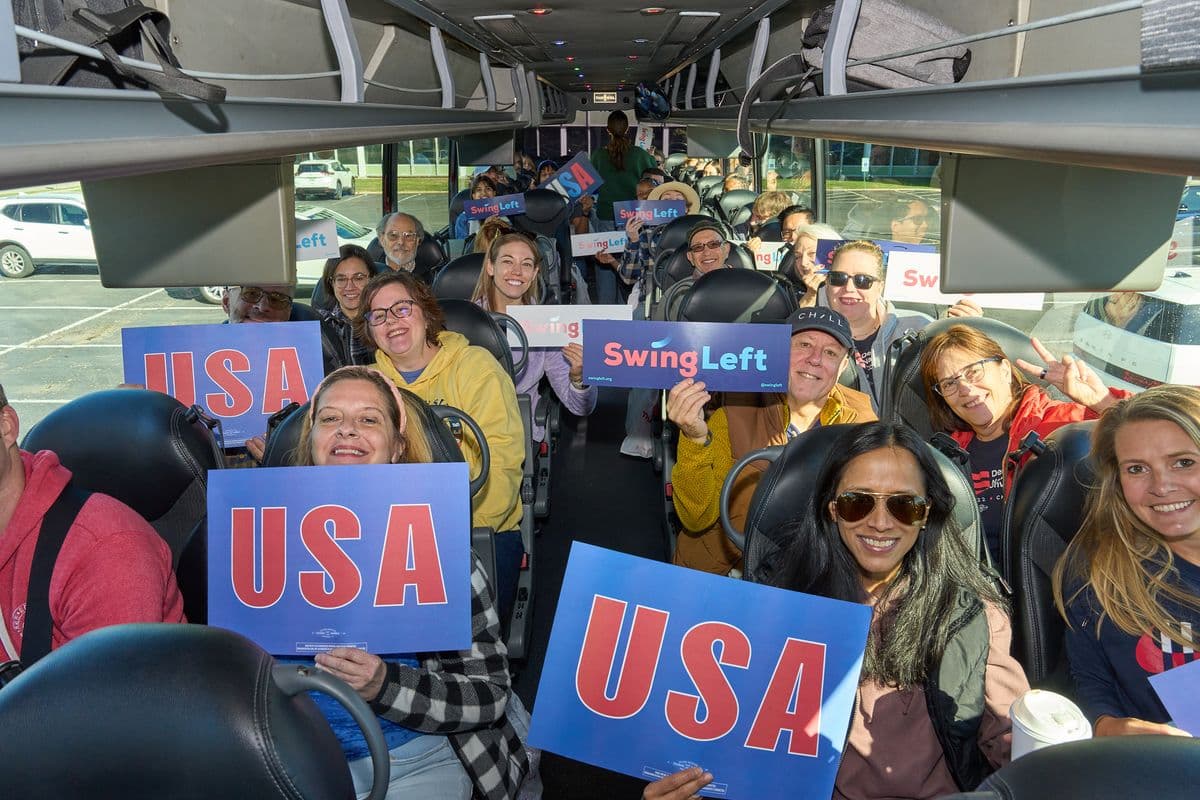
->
xmin=453 ymin=173 xmax=504 ymax=240
xmin=293 ymin=366 xmax=530 ymax=800
xmin=644 ymin=422 xmax=1029 ymax=799
xmin=1053 ymin=385 xmax=1200 ymax=737
xmin=919 ymin=325 xmax=1129 ymax=562
xmin=472 ymin=232 xmax=597 ymax=443
xmin=356 ymin=270 xmax=527 ymax=620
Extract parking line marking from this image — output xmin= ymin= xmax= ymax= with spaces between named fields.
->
xmin=0 ymin=306 xmax=111 ymax=310
xmin=0 ymin=288 xmax=162 ymax=358
xmin=0 ymin=343 xmax=122 ymax=348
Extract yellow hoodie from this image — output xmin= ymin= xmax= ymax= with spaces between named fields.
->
xmin=375 ymin=331 xmax=523 ymax=532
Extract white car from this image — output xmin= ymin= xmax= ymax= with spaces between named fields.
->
xmin=1072 ymin=269 xmax=1200 ymax=391
xmin=195 ymin=206 xmax=375 ymax=304
xmin=294 ymin=160 xmax=356 ymax=200
xmin=0 ymin=194 xmax=96 ymax=278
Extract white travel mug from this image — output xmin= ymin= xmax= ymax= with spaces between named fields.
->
xmin=1009 ymin=689 xmax=1092 ymax=759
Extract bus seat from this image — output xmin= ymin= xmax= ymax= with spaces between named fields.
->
xmin=727 ymin=205 xmax=754 ymax=229
xmin=416 ymin=234 xmax=448 ymax=277
xmin=21 ymin=389 xmax=219 ymax=624
xmin=449 ymin=188 xmax=471 ymax=224
xmin=938 ymin=736 xmax=1200 ymax=800
xmin=727 ymin=243 xmax=756 ymax=271
xmin=885 ymin=316 xmax=1053 ymax=437
xmin=431 ymin=253 xmax=486 ymax=301
xmin=677 ymin=268 xmax=798 ymax=324
xmin=722 ymin=425 xmax=982 ymax=585
xmin=663 ymin=153 xmax=687 ymax=177
xmin=0 ymin=623 xmax=387 ymax=800
xmin=1006 ymin=421 xmax=1095 ymax=690
xmin=696 ymin=175 xmax=723 ymax=201
xmin=717 ymin=189 xmax=757 ymax=224
xmin=510 ymin=189 xmax=568 ymax=237
xmin=756 ymin=220 xmax=783 ymax=242
xmin=438 ymin=299 xmax=529 ymax=380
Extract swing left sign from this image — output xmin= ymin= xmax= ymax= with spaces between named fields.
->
xmin=121 ymin=321 xmax=325 ymax=446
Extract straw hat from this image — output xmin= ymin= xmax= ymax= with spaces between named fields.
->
xmin=648 ymin=181 xmax=701 ymax=214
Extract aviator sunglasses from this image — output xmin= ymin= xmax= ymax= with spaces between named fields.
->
xmin=834 ymin=490 xmax=929 ymax=526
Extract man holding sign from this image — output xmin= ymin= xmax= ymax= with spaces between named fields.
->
xmin=668 ymin=308 xmax=875 ymax=576
xmin=210 ymin=366 xmax=530 ymax=800
xmin=641 ymin=422 xmax=1028 ymax=799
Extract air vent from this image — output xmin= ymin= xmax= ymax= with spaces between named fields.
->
xmin=668 ymin=11 xmax=720 ymax=42
xmin=474 ymin=14 xmax=550 ymax=61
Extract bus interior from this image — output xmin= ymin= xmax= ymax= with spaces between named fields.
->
xmin=1 ymin=0 xmax=1199 ymax=797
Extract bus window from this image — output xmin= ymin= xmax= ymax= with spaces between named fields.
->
xmin=396 ymin=138 xmax=451 ymax=232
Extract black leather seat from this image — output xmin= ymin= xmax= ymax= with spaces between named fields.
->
xmin=449 ymin=188 xmax=471 ymax=228
xmin=677 ymin=268 xmax=797 ymax=324
xmin=886 ymin=315 xmax=1055 ymax=437
xmin=363 ymin=233 xmax=446 ymax=280
xmin=654 ymin=215 xmax=731 ymax=256
xmin=1006 ymin=421 xmax=1095 ymax=690
xmin=22 ymin=389 xmax=221 ymax=624
xmin=939 ymin=736 xmax=1200 ymax=800
xmin=0 ymin=623 xmax=388 ymax=799
xmin=755 ymin=220 xmax=783 ymax=241
xmin=438 ymin=298 xmax=528 ymax=380
xmin=717 ymin=189 xmax=757 ymax=224
xmin=721 ymin=424 xmax=984 ymax=585
xmin=696 ymin=175 xmax=723 ymax=202
xmin=509 ymin=189 xmax=568 ymax=238
xmin=431 ymin=253 xmax=486 ymax=301
xmin=663 ymin=153 xmax=687 ymax=177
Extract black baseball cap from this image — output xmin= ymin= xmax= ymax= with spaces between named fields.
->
xmin=787 ymin=307 xmax=853 ymax=350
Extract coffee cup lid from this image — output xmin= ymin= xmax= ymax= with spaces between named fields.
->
xmin=1010 ymin=690 xmax=1091 ymax=742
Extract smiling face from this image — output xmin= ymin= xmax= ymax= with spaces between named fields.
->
xmin=826 ymin=249 xmax=882 ymax=327
xmin=788 ymin=330 xmax=849 ymax=408
xmin=796 ymin=234 xmax=819 ymax=277
xmin=223 ymin=284 xmax=294 ymax=324
xmin=332 ymin=257 xmax=370 ymax=314
xmin=310 ymin=379 xmax=402 ymax=466
xmin=485 ymin=239 xmax=539 ymax=306
xmin=832 ymin=446 xmax=927 ymax=593
xmin=891 ymin=200 xmax=931 ymax=244
xmin=934 ymin=347 xmax=1015 ymax=441
xmin=1116 ymin=418 xmax=1200 ymax=563
xmin=685 ymin=229 xmax=729 ymax=274
xmin=366 ymin=281 xmax=430 ymax=369
xmin=382 ymin=214 xmax=420 ymax=269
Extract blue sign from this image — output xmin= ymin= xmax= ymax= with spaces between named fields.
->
xmin=613 ymin=200 xmax=687 ymax=226
xmin=537 ymin=152 xmax=605 ymax=200
xmin=463 ymin=192 xmax=527 ymax=220
xmin=207 ymin=462 xmax=472 ymax=656
xmin=582 ymin=319 xmax=791 ymax=391
xmin=815 ymin=238 xmax=937 ymax=270
xmin=529 ymin=543 xmax=871 ymax=800
xmin=121 ymin=322 xmax=325 ymax=447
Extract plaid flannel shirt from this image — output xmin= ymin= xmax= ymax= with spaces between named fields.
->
xmin=615 ymin=223 xmax=658 ymax=287
xmin=369 ymin=553 xmax=528 ymax=800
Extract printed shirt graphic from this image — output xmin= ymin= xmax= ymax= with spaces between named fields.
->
xmin=852 ymin=329 xmax=879 ymax=396
xmin=965 ymin=435 xmax=1008 ymax=560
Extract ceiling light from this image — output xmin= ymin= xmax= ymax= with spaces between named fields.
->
xmin=551 ymin=40 xmax=566 ymax=46
xmin=633 ymin=38 xmax=650 ymax=44
xmin=640 ymin=7 xmax=666 ymax=15
xmin=628 ymin=55 xmax=639 ymax=60
xmin=528 ymin=6 xmax=552 ymax=15
xmin=566 ymin=56 xmax=575 ymax=62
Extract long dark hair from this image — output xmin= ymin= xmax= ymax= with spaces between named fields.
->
xmin=605 ymin=110 xmax=631 ymax=172
xmin=320 ymin=244 xmax=374 ymax=310
xmin=772 ymin=422 xmax=1005 ymax=687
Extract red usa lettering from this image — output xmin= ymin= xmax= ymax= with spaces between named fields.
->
xmin=229 ymin=503 xmax=447 ymax=610
xmin=574 ymin=595 xmax=826 ymax=755
xmin=143 ymin=346 xmax=309 ymax=416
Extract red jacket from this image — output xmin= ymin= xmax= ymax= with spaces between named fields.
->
xmin=950 ymin=385 xmax=1132 ymax=498
xmin=0 ymin=450 xmax=185 ymax=659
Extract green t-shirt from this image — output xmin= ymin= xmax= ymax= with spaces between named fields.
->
xmin=591 ymin=144 xmax=657 ymax=221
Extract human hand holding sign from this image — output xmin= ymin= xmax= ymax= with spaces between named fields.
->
xmin=595 ymin=243 xmax=618 ymax=268
xmin=563 ymin=343 xmax=584 ymax=385
xmin=643 ymin=767 xmax=714 ymax=800
xmin=944 ymin=297 xmax=983 ymax=318
xmin=626 ymin=216 xmax=645 ymax=242
xmin=315 ymin=647 xmax=387 ymax=702
xmin=667 ymin=378 xmax=711 ymax=445
xmin=1015 ymin=337 xmax=1116 ymax=413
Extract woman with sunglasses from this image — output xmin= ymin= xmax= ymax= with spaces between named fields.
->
xmin=644 ymin=422 xmax=1028 ymax=800
xmin=355 ymin=270 xmax=527 ymax=621
xmin=919 ymin=324 xmax=1130 ymax=561
xmin=1053 ymin=386 xmax=1200 ymax=738
xmin=821 ymin=241 xmax=981 ymax=411
xmin=471 ymin=232 xmax=596 ymax=443
xmin=315 ymin=244 xmax=377 ymax=366
xmin=289 ymin=366 xmax=531 ymax=800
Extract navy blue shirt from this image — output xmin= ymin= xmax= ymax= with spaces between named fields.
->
xmin=965 ymin=434 xmax=1008 ymax=562
xmin=1064 ymin=555 xmax=1200 ymax=724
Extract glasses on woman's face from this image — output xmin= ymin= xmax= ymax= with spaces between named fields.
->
xmin=365 ymin=299 xmax=416 ymax=326
xmin=931 ymin=356 xmax=1002 ymax=396
xmin=333 ymin=273 xmax=370 ymax=288
xmin=826 ymin=271 xmax=879 ymax=290
xmin=834 ymin=491 xmax=929 ymax=526
xmin=238 ymin=286 xmax=293 ymax=310
xmin=687 ymin=239 xmax=726 ymax=254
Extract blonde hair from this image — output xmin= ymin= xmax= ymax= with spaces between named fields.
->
xmin=470 ymin=233 xmax=541 ymax=309
xmin=832 ymin=240 xmax=886 ymax=277
xmin=1053 ymin=385 xmax=1200 ymax=650
xmin=752 ymin=191 xmax=791 ymax=220
xmin=474 ymin=216 xmax=514 ymax=254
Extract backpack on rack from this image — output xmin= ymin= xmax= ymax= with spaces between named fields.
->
xmin=13 ymin=0 xmax=225 ymax=101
